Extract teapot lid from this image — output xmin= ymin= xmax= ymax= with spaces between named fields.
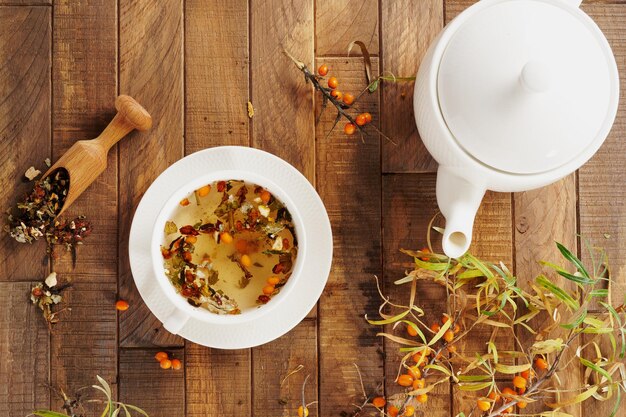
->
xmin=437 ymin=0 xmax=618 ymax=175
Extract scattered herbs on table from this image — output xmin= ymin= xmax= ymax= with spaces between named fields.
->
xmin=30 ymin=272 xmax=71 ymax=329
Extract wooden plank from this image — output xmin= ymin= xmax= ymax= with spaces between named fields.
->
xmin=579 ymin=3 xmax=626 ymax=306
xmin=0 ymin=6 xmax=51 ymax=282
xmin=184 ymin=1 xmax=252 ymax=415
xmin=252 ymin=320 xmax=317 ymax=417
xmin=315 ymin=0 xmax=379 ymax=56
xmin=0 ymin=282 xmax=49 ymax=415
xmin=315 ymin=57 xmax=384 ymax=415
xmin=185 ymin=0 xmax=249 ymax=152
xmin=0 ymin=0 xmax=50 ymax=5
xmin=514 ymin=176 xmax=581 ymax=416
xmin=186 ymin=344 xmax=251 ymax=417
xmin=444 ymin=0 xmax=475 ymax=22
xmin=51 ymin=0 xmax=118 ymax=411
xmin=250 ymin=0 xmax=315 ymax=182
xmin=118 ymin=0 xmax=185 ymax=348
xmin=119 ymin=348 xmax=185 ymax=417
xmin=380 ymin=0 xmax=442 ymax=173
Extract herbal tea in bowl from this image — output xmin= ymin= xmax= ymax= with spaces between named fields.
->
xmin=154 ymin=174 xmax=301 ymax=316
xmin=130 ymin=146 xmax=331 ymax=348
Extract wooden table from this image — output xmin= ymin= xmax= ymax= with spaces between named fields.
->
xmin=1 ymin=1 xmax=624 ymax=416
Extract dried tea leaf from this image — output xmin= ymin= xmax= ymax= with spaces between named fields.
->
xmin=164 ymin=221 xmax=178 ymax=235
xmin=24 ymin=166 xmax=41 ymax=181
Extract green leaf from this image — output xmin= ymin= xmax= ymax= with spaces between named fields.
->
xmin=495 ymin=363 xmax=532 ymax=374
xmin=590 ymin=289 xmax=609 ymax=298
xmin=536 ymin=275 xmax=579 ymax=311
xmin=600 ymin=302 xmax=623 ymax=326
xmin=556 ymin=270 xmax=595 ymax=285
xmin=32 ymin=411 xmax=70 ymax=417
xmin=529 ymin=338 xmax=565 ymax=355
xmin=556 ymin=241 xmax=591 ymax=278
xmin=547 ymin=385 xmax=598 ymax=408
xmin=367 ymin=79 xmax=379 ymax=93
xmin=561 ymin=308 xmax=587 ymax=329
xmin=414 ymin=257 xmax=450 ymax=271
xmin=457 ymin=374 xmax=492 ymax=382
xmin=428 ymin=319 xmax=452 ymax=346
xmin=488 ymin=341 xmax=498 ymax=364
xmin=366 ymin=310 xmax=409 ymax=325
xmin=609 ymin=388 xmax=621 ymax=417
xmin=423 ymin=363 xmax=452 ymax=376
xmin=400 ymin=320 xmax=427 ymax=344
xmin=458 ymin=382 xmax=493 ymax=391
xmin=579 ymin=358 xmax=612 ymax=383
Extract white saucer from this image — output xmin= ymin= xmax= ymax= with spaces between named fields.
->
xmin=128 ymin=146 xmax=332 ymax=349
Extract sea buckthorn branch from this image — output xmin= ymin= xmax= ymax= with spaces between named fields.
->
xmin=365 ymin=229 xmax=626 ymax=417
xmin=284 ymin=50 xmax=396 ymax=144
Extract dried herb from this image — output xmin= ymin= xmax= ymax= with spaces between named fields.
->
xmin=30 ymin=272 xmax=71 ymax=329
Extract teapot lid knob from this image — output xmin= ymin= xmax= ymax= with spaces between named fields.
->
xmin=520 ymin=60 xmax=552 ymax=93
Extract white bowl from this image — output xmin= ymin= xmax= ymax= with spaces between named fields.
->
xmin=129 ymin=146 xmax=332 ymax=349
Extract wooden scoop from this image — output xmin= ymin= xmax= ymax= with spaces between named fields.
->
xmin=44 ymin=95 xmax=152 ymax=217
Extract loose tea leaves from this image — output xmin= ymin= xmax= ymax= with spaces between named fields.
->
xmin=30 ymin=271 xmax=71 ymax=329
xmin=5 ymin=167 xmax=92 ymax=262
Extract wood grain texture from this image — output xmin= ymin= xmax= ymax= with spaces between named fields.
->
xmin=316 ymin=57 xmax=384 ymax=416
xmin=315 ymin=0 xmax=379 ymax=56
xmin=0 ymin=282 xmax=50 ymax=415
xmin=184 ymin=1 xmax=252 ymax=415
xmin=0 ymin=6 xmax=51 ymax=281
xmin=186 ymin=344 xmax=250 ymax=417
xmin=514 ymin=176 xmax=581 ymax=416
xmin=50 ymin=282 xmax=118 ymax=408
xmin=118 ymin=0 xmax=184 ymax=348
xmin=252 ymin=320 xmax=317 ymax=417
xmin=250 ymin=0 xmax=315 ymax=182
xmin=51 ymin=0 xmax=118 ymax=411
xmin=381 ymin=0 xmax=442 ymax=173
xmin=185 ymin=0 xmax=249 ymax=152
xmin=119 ymin=348 xmax=185 ymax=417
xmin=579 ymin=3 xmax=626 ymax=306
xmin=0 ymin=0 xmax=50 ymax=5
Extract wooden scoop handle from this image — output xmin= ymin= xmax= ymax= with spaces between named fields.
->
xmin=94 ymin=95 xmax=152 ymax=151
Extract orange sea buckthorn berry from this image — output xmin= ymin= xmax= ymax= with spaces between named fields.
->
xmin=220 ymin=232 xmax=233 ymax=244
xmin=372 ymin=397 xmax=386 ymax=408
xmin=407 ymin=324 xmax=418 ymax=337
xmin=115 ymin=300 xmax=129 ymax=311
xmin=179 ymin=198 xmax=190 ymax=206
xmin=408 ymin=366 xmax=421 ymax=380
xmin=330 ymin=90 xmax=343 ymax=100
xmin=155 ymin=351 xmax=168 ymax=362
xmin=520 ymin=369 xmax=531 ymax=380
xmin=363 ymin=112 xmax=372 ymax=123
xmin=504 ymin=406 xmax=514 ymax=414
xmin=535 ymin=357 xmax=549 ymax=370
xmin=430 ymin=323 xmax=441 ymax=333
xmin=240 ymin=254 xmax=252 ymax=267
xmin=260 ymin=190 xmax=271 ymax=204
xmin=488 ymin=391 xmax=500 ymax=402
xmin=171 ymin=358 xmax=182 ymax=370
xmin=318 ymin=64 xmax=329 ymax=76
xmin=419 ymin=247 xmax=431 ymax=261
xmin=517 ymin=386 xmax=526 ymax=395
xmin=412 ymin=378 xmax=425 ymax=390
xmin=518 ymin=401 xmax=528 ymax=409
xmin=32 ymin=287 xmax=43 ymax=297
xmin=477 ymin=398 xmax=491 ymax=412
xmin=388 ymin=405 xmax=399 ymax=417
xmin=262 ymin=285 xmax=275 ymax=295
xmin=344 ymin=123 xmax=356 ymax=135
xmin=355 ymin=113 xmax=367 ymax=126
xmin=343 ymin=93 xmax=355 ymax=105
xmin=447 ymin=344 xmax=457 ymax=354
xmin=160 ymin=358 xmax=172 ymax=369
xmin=328 ymin=76 xmax=338 ymax=89
xmin=416 ymin=394 xmax=428 ymax=403
xmin=513 ymin=375 xmax=527 ymax=390
xmin=501 ymin=387 xmax=516 ymax=397
xmin=442 ymin=314 xmax=450 ymax=324
xmin=397 ymin=374 xmax=414 ymax=387
xmin=267 ymin=276 xmax=280 ymax=285
xmin=453 ymin=323 xmax=461 ymax=334
xmin=404 ymin=405 xmax=416 ymax=416
xmin=186 ymin=235 xmax=198 ymax=244
xmin=297 ymin=405 xmax=309 ymax=417
xmin=197 ymin=185 xmax=211 ymax=197
xmin=412 ymin=352 xmax=427 ymax=366
xmin=443 ymin=330 xmax=455 ymax=343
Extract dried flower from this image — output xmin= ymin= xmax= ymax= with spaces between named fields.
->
xmin=30 ymin=271 xmax=70 ymax=329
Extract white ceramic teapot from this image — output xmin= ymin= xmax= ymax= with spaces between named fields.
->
xmin=414 ymin=0 xmax=619 ymax=258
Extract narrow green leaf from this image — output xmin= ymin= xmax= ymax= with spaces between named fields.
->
xmin=556 ymin=270 xmax=595 ymax=285
xmin=488 ymin=341 xmax=498 ymax=364
xmin=609 ymin=387 xmax=621 ymax=417
xmin=366 ymin=310 xmax=409 ymax=325
xmin=400 ymin=320 xmax=427 ymax=344
xmin=423 ymin=363 xmax=452 ymax=376
xmin=579 ymin=358 xmax=612 ymax=383
xmin=457 ymin=374 xmax=492 ymax=382
xmin=458 ymin=382 xmax=493 ymax=391
xmin=556 ymin=241 xmax=591 ymax=278
xmin=428 ymin=319 xmax=452 ymax=346
xmin=561 ymin=308 xmax=587 ymax=329
xmin=600 ymin=302 xmax=623 ymax=326
xmin=590 ymin=289 xmax=609 ymax=298
xmin=536 ymin=275 xmax=579 ymax=311
xmin=495 ymin=363 xmax=532 ymax=374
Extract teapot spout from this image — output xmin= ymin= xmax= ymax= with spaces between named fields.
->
xmin=436 ymin=166 xmax=486 ymax=258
